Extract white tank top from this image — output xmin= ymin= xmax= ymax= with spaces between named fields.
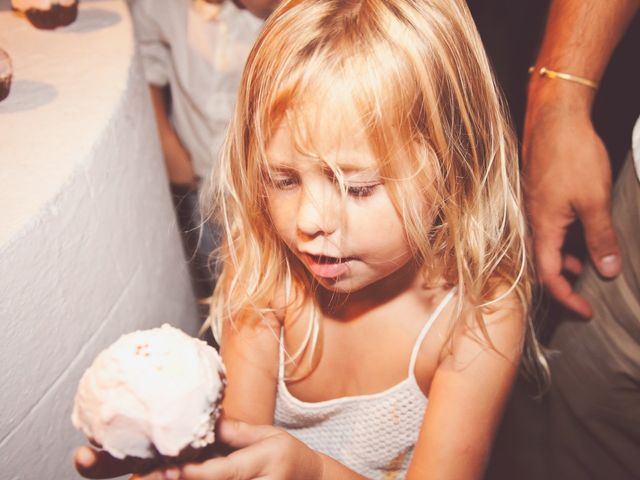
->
xmin=274 ymin=289 xmax=456 ymax=480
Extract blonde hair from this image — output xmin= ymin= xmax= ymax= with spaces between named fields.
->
xmin=206 ymin=0 xmax=547 ymax=380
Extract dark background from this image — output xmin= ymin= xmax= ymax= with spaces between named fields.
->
xmin=465 ymin=1 xmax=640 ymax=479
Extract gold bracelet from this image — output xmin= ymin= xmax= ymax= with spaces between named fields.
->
xmin=528 ymin=66 xmax=598 ymax=90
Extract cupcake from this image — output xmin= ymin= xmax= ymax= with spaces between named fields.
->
xmin=12 ymin=0 xmax=79 ymax=30
xmin=71 ymin=324 xmax=226 ymax=460
xmin=0 ymin=49 xmax=11 ymax=103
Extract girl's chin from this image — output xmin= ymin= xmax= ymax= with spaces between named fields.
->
xmin=312 ymin=276 xmax=364 ymax=294
xmin=313 ymin=274 xmax=380 ymax=297
xmin=314 ymin=261 xmax=419 ymax=298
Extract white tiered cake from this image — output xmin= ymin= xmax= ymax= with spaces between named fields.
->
xmin=0 ymin=1 xmax=199 ymax=477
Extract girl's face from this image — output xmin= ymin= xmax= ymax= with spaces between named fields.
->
xmin=265 ymin=115 xmax=415 ymax=294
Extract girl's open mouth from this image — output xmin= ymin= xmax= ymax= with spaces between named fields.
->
xmin=303 ymin=254 xmax=354 ymax=278
xmin=311 ymin=254 xmax=349 ymax=264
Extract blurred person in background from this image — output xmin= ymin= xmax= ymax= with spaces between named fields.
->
xmin=129 ymin=0 xmax=280 ymax=301
xmin=522 ymin=0 xmax=640 ymax=478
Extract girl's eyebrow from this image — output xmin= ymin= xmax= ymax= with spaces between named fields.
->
xmin=266 ymin=158 xmax=378 ymax=175
xmin=321 ymin=163 xmax=379 ymax=176
xmin=264 ymin=152 xmax=295 ymax=167
xmin=266 ymin=165 xmax=297 ymax=175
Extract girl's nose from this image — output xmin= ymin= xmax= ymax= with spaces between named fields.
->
xmin=296 ymin=183 xmax=338 ymax=238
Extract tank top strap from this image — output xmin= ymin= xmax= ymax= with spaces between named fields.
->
xmin=408 ymin=288 xmax=457 ymax=377
xmin=277 ymin=270 xmax=292 ymax=382
xmin=278 ymin=327 xmax=286 ymax=381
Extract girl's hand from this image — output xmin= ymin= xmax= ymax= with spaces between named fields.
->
xmin=74 ymin=445 xmax=159 ymax=478
xmin=134 ymin=418 xmax=324 ymax=480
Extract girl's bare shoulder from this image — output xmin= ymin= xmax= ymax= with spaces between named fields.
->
xmin=444 ymin=287 xmax=526 ymax=367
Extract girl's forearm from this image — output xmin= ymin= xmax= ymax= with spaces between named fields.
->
xmin=317 ymin=453 xmax=368 ymax=480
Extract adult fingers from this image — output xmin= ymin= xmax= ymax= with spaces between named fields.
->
xmin=579 ymin=201 xmax=621 ymax=278
xmin=544 ymin=270 xmax=593 ymax=318
xmin=534 ymin=229 xmax=593 ymax=317
xmin=562 ymin=254 xmax=583 ymax=276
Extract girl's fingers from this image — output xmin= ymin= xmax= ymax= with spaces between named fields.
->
xmin=181 ymin=446 xmax=267 ymax=480
xmin=131 ymin=467 xmax=180 ymax=480
xmin=74 ymin=447 xmax=157 ymax=479
xmin=216 ymin=417 xmax=279 ymax=449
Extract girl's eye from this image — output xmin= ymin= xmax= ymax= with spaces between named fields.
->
xmin=270 ymin=176 xmax=299 ymax=190
xmin=347 ymin=184 xmax=379 ymax=198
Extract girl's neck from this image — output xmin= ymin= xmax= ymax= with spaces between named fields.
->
xmin=317 ymin=260 xmax=424 ymax=321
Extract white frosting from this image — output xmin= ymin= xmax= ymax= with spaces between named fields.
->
xmin=71 ymin=324 xmax=226 ymax=459
xmin=11 ymin=0 xmax=76 ymax=11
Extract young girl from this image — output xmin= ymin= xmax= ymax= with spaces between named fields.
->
xmin=76 ymin=0 xmax=546 ymax=478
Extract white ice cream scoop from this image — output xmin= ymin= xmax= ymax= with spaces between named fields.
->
xmin=72 ymin=324 xmax=226 ymax=459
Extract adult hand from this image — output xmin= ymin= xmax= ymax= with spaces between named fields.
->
xmin=161 ymin=131 xmax=197 ymax=187
xmin=148 ymin=84 xmax=196 ymax=187
xmin=523 ymin=97 xmax=621 ymax=317
xmin=133 ymin=418 xmax=323 ymax=480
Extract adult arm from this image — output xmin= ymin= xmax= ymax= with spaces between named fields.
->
xmin=129 ymin=0 xmax=196 ymax=187
xmin=523 ymin=0 xmax=639 ymax=316
xmin=149 ymin=84 xmax=196 ymax=187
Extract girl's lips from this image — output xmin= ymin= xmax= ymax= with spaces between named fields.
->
xmin=302 ymin=253 xmax=353 ymax=279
